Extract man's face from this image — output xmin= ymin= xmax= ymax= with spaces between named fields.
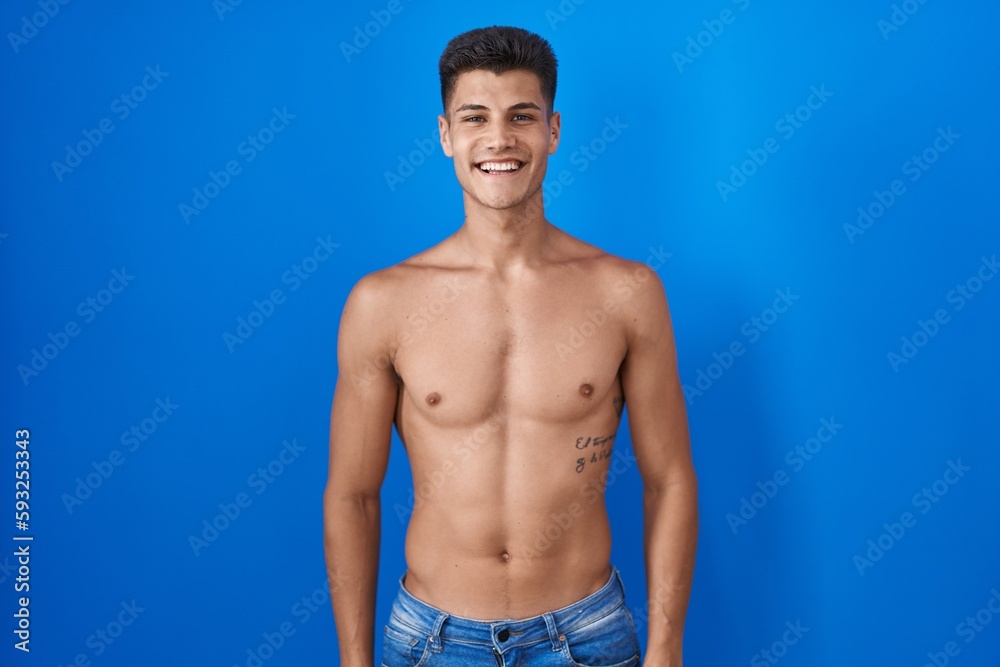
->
xmin=438 ymin=69 xmax=560 ymax=213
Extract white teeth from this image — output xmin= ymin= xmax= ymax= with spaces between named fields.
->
xmin=479 ymin=161 xmax=520 ymax=172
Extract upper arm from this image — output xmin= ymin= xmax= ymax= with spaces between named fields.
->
xmin=326 ymin=274 xmax=399 ymax=499
xmin=618 ymin=266 xmax=695 ymax=491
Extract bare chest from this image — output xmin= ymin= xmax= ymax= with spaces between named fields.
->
xmin=392 ymin=279 xmax=627 ymax=426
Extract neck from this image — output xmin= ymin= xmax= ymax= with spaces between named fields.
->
xmin=455 ymin=188 xmax=552 ymax=272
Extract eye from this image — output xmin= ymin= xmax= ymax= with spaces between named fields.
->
xmin=463 ymin=116 xmax=486 ymax=123
xmin=513 ymin=114 xmax=533 ymax=121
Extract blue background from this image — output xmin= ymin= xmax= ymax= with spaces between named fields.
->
xmin=3 ymin=1 xmax=999 ymax=665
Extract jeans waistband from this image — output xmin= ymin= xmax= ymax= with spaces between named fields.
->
xmin=388 ymin=563 xmax=627 ymax=653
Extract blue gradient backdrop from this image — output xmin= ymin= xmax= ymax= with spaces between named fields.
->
xmin=2 ymin=1 xmax=999 ymax=665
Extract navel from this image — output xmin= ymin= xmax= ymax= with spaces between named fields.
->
xmin=579 ymin=383 xmax=594 ymax=398
xmin=499 ymin=550 xmax=510 ymax=563
xmin=426 ymin=392 xmax=441 ymax=406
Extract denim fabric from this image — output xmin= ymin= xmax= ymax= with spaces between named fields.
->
xmin=381 ymin=563 xmax=641 ymax=667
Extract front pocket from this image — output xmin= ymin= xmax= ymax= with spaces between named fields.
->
xmin=382 ymin=624 xmax=422 ymax=667
xmin=561 ymin=605 xmax=641 ymax=667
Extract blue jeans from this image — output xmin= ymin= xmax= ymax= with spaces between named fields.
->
xmin=381 ymin=563 xmax=641 ymax=667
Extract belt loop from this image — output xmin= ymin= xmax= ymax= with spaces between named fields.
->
xmin=543 ymin=612 xmax=562 ymax=651
xmin=426 ymin=611 xmax=448 ymax=653
xmin=611 ymin=563 xmax=624 ymax=593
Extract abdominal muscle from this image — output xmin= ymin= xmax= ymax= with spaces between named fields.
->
xmin=399 ymin=418 xmax=617 ymax=620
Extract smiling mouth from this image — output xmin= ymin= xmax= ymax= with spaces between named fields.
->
xmin=477 ymin=160 xmax=524 ymax=174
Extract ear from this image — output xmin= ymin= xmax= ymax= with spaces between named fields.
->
xmin=547 ymin=110 xmax=561 ymax=155
xmin=438 ymin=114 xmax=453 ymax=158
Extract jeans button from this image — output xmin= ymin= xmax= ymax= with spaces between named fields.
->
xmin=497 ymin=629 xmax=510 ymax=642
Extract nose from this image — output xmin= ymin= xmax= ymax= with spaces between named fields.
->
xmin=486 ymin=119 xmax=515 ymax=151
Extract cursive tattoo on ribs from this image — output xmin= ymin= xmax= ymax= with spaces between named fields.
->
xmin=574 ymin=434 xmax=616 ymax=473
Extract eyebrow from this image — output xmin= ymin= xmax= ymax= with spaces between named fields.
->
xmin=453 ymin=102 xmax=543 ymax=114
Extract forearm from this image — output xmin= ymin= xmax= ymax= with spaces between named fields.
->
xmin=642 ymin=472 xmax=698 ymax=663
xmin=324 ymin=489 xmax=381 ymax=667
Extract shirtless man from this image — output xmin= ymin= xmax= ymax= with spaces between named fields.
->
xmin=324 ymin=26 xmax=697 ymax=667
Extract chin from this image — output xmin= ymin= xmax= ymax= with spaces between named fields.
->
xmin=480 ymin=193 xmax=530 ymax=211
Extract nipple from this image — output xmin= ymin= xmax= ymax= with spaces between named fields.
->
xmin=426 ymin=392 xmax=441 ymax=406
xmin=579 ymin=384 xmax=594 ymax=397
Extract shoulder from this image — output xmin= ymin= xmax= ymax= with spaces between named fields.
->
xmin=550 ymin=225 xmax=666 ymax=303
xmin=341 ymin=266 xmax=397 ymax=321
xmin=551 ymin=228 xmax=672 ymax=348
xmin=340 ymin=244 xmax=462 ymax=333
xmin=344 ymin=241 xmax=449 ymax=306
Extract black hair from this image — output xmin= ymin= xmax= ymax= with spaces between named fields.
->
xmin=439 ymin=26 xmax=558 ymax=113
